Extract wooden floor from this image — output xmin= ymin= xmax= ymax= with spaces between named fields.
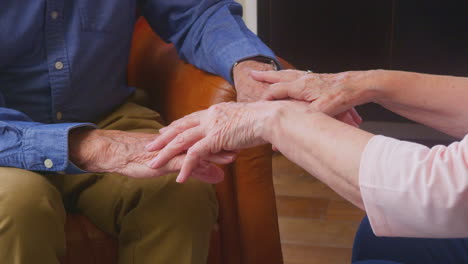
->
xmin=273 ymin=153 xmax=366 ymax=264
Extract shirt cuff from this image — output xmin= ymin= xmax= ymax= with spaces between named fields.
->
xmin=214 ymin=38 xmax=280 ymax=84
xmin=22 ymin=123 xmax=95 ymax=172
xmin=63 ymin=160 xmax=89 ymax=174
xmin=359 ymin=135 xmax=394 ymax=236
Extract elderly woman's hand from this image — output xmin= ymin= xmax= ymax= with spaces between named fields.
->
xmin=252 ymin=70 xmax=380 ymax=125
xmin=145 ymin=101 xmax=283 ymax=183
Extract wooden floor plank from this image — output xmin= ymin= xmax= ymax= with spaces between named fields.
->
xmin=278 ymin=218 xmax=359 ymax=249
xmin=273 ymin=154 xmax=344 ymax=201
xmin=326 ymin=200 xmax=366 ymax=222
xmin=274 ymin=153 xmax=364 ymax=263
xmin=276 ymin=196 xmax=329 ymax=220
xmin=282 ymin=243 xmax=352 ymax=264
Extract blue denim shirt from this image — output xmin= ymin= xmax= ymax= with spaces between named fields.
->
xmin=0 ymin=0 xmax=276 ymax=173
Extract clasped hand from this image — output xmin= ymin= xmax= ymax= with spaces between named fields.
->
xmin=145 ymin=102 xmax=272 ymax=183
xmin=145 ymin=69 xmax=376 ymax=183
xmin=253 ymin=69 xmax=367 ymax=125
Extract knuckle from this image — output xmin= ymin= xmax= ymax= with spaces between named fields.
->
xmin=313 ymin=99 xmax=327 ymax=112
xmin=171 ymin=122 xmax=182 ymax=131
xmin=302 ymin=76 xmax=311 ymax=86
xmin=210 ymin=104 xmax=224 ymax=112
xmin=187 ymin=148 xmax=201 ymax=158
xmin=174 ymin=133 xmax=185 ymax=145
xmin=300 ymin=78 xmax=310 ymax=90
xmin=188 ymin=145 xmax=201 ymax=154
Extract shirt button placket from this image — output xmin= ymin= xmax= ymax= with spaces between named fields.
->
xmin=46 ymin=0 xmax=70 ymax=124
xmin=55 ymin=61 xmax=64 ymax=70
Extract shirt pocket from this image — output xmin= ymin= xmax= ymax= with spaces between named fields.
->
xmin=79 ymin=0 xmax=135 ymax=35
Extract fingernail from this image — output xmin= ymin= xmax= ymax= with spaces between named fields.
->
xmin=176 ymin=175 xmax=183 ymax=183
xmin=225 ymin=155 xmax=236 ymax=161
xmin=220 ymin=153 xmax=233 ymax=159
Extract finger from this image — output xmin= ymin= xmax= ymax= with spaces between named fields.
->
xmin=167 ymin=111 xmax=202 ymax=129
xmin=206 ymin=151 xmax=237 ymax=164
xmin=191 ymin=161 xmax=225 ymax=184
xmin=313 ymin=93 xmax=362 ymax=127
xmin=159 ymin=126 xmax=169 ymax=134
xmin=176 ymin=138 xmax=211 ymax=183
xmin=262 ymin=83 xmax=291 ymax=101
xmin=164 ymin=157 xmax=226 ymax=184
xmin=154 ymin=154 xmax=187 ymax=175
xmin=336 ymin=112 xmax=359 ymax=127
xmin=310 ymin=94 xmax=340 ymax=116
xmin=251 ymin=70 xmax=304 ymax=84
xmin=145 ymin=115 xmax=201 ymax=151
xmin=349 ymin=108 xmax=363 ymax=125
xmin=263 ymin=77 xmax=321 ymax=102
xmin=334 ymin=111 xmax=348 ymax=122
xmin=147 ymin=127 xmax=204 ymax=169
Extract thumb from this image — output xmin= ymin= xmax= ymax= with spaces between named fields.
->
xmin=309 ymin=95 xmax=344 ymax=117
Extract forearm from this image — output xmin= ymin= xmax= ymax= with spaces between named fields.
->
xmin=372 ymin=70 xmax=468 ymax=138
xmin=69 ymin=128 xmax=156 ymax=173
xmin=142 ymin=0 xmax=277 ymax=84
xmin=263 ymin=102 xmax=374 ymax=208
xmin=259 ymin=100 xmax=468 ymax=238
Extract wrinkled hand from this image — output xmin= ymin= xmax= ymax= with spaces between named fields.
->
xmin=145 ymin=102 xmax=273 ymax=183
xmin=252 ymin=70 xmax=371 ymax=127
xmin=69 ymin=128 xmax=233 ymax=183
xmin=233 ymin=60 xmax=276 ymax=102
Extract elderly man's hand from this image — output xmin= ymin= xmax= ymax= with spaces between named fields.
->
xmin=251 ymin=70 xmax=372 ymax=127
xmin=233 ymin=60 xmax=276 ymax=102
xmin=68 ymin=128 xmax=234 ymax=183
xmin=145 ymin=101 xmax=285 ymax=183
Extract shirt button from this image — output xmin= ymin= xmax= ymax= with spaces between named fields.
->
xmin=44 ymin=159 xmax=54 ymax=169
xmin=55 ymin=61 xmax=64 ymax=70
xmin=50 ymin=11 xmax=59 ymax=20
xmin=56 ymin=111 xmax=63 ymax=121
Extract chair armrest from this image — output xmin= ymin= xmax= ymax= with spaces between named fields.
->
xmin=128 ymin=17 xmax=284 ymax=264
xmin=128 ymin=18 xmax=235 ymax=122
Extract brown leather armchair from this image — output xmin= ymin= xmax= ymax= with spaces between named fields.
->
xmin=61 ymin=18 xmax=283 ymax=264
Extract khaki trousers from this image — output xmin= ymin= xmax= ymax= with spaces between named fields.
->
xmin=0 ymin=97 xmax=218 ymax=264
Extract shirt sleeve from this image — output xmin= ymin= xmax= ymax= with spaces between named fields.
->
xmin=0 ymin=107 xmax=95 ymax=173
xmin=138 ymin=0 xmax=278 ymax=84
xmin=359 ymin=134 xmax=468 ymax=238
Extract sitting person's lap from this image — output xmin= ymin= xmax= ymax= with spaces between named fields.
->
xmin=352 ymin=216 xmax=468 ymax=264
xmin=63 ymin=96 xmax=218 ymax=263
xmin=0 ymin=97 xmax=218 ymax=264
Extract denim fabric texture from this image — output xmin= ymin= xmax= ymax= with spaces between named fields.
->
xmin=0 ymin=0 xmax=277 ymax=173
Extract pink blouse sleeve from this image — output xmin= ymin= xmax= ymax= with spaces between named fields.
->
xmin=359 ymin=134 xmax=468 ymax=238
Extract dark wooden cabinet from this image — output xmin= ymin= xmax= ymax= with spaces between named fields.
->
xmin=259 ymin=0 xmax=393 ymax=72
xmin=392 ymin=1 xmax=468 ymax=75
xmin=258 ymin=0 xmax=468 ymax=123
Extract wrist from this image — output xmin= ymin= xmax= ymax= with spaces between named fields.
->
xmin=69 ymin=128 xmax=107 ymax=172
xmin=260 ymin=100 xmax=314 ymax=143
xmin=365 ymin=69 xmax=392 ymax=104
xmin=258 ymin=101 xmax=290 ymax=143
xmin=233 ymin=59 xmax=276 ymax=85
